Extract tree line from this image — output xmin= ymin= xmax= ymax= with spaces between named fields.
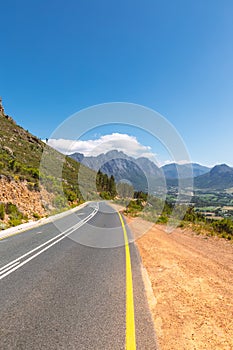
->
xmin=96 ymin=170 xmax=117 ymax=199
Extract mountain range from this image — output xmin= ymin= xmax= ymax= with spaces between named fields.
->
xmin=2 ymin=97 xmax=233 ymax=231
xmin=70 ymin=150 xmax=233 ymax=191
xmin=70 ymin=150 xmax=162 ymax=192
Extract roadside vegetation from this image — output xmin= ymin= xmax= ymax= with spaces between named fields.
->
xmin=122 ymin=193 xmax=233 ymax=241
xmin=1 ymin=113 xmax=233 ymax=238
xmin=0 ymin=113 xmax=118 ymax=229
xmin=96 ymin=170 xmax=117 ymax=199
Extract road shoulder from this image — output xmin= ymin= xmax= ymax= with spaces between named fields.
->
xmin=129 ymin=217 xmax=233 ymax=350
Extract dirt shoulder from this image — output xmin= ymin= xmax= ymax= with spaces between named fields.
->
xmin=129 ymin=217 xmax=233 ymax=350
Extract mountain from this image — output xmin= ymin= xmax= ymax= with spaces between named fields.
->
xmin=71 ymin=150 xmax=130 ymax=171
xmin=70 ymin=150 xmax=163 ymax=191
xmin=162 ymin=163 xmax=210 ymax=179
xmin=71 ymin=151 xmax=215 ymax=191
xmin=100 ymin=158 xmax=148 ymax=191
xmin=194 ymin=164 xmax=233 ymax=190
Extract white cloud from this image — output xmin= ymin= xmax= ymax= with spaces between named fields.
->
xmin=46 ymin=133 xmax=157 ymax=161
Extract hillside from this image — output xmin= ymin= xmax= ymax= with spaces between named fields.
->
xmin=194 ymin=164 xmax=233 ymax=190
xmin=162 ymin=163 xmax=210 ymax=179
xmin=0 ymin=103 xmax=99 ymax=228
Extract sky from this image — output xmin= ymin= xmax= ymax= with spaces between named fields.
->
xmin=1 ymin=0 xmax=233 ymax=167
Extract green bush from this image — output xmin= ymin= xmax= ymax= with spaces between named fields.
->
xmin=53 ymin=195 xmax=68 ymax=209
xmin=125 ymin=199 xmax=144 ymax=216
xmin=27 ymin=167 xmax=39 ymax=179
xmin=9 ymin=217 xmax=23 ymax=227
xmin=6 ymin=203 xmax=19 ymax=216
xmin=33 ymin=212 xmax=40 ymax=219
xmin=100 ymin=191 xmax=112 ymax=200
xmin=157 ymin=215 xmax=168 ymax=224
xmin=212 ymin=218 xmax=233 ymax=235
xmin=0 ymin=161 xmax=4 ymax=170
xmin=5 ymin=203 xmax=24 ymax=227
xmin=64 ymin=189 xmax=77 ymax=202
xmin=0 ymin=203 xmax=5 ymax=220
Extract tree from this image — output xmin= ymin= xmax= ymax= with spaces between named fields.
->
xmin=109 ymin=175 xmax=117 ymax=197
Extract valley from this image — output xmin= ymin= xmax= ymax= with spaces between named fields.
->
xmin=1 ymin=99 xmax=233 ymax=238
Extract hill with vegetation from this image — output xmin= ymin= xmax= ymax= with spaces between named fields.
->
xmin=0 ymin=102 xmax=116 ymax=229
xmin=194 ymin=164 xmax=233 ymax=190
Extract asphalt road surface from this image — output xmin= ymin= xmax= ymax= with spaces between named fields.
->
xmin=0 ymin=202 xmax=157 ymax=349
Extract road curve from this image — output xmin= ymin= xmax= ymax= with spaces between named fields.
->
xmin=0 ymin=201 xmax=157 ymax=349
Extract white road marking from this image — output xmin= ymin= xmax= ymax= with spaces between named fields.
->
xmin=0 ymin=261 xmax=21 ymax=275
xmin=0 ymin=205 xmax=99 ymax=281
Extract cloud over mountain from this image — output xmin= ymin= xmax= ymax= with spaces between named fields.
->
xmin=47 ymin=133 xmax=157 ymax=161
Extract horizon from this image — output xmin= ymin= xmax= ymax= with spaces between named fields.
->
xmin=46 ymin=136 xmax=231 ymax=169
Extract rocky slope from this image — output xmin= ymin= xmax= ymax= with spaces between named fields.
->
xmin=0 ymin=99 xmax=96 ymax=229
xmin=0 ymin=176 xmax=54 ymax=223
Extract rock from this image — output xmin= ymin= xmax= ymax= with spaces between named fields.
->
xmin=3 ymin=146 xmax=14 ymax=156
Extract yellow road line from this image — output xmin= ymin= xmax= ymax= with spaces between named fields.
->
xmin=118 ymin=212 xmax=136 ymax=350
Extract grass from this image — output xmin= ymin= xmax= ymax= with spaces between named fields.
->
xmin=0 ymin=114 xmax=104 ymax=228
xmin=0 ymin=114 xmax=99 ymax=210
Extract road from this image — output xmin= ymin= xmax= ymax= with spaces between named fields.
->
xmin=0 ymin=201 xmax=157 ymax=349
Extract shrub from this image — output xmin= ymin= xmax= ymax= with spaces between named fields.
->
xmin=5 ymin=203 xmax=24 ymax=227
xmin=6 ymin=203 xmax=19 ymax=216
xmin=100 ymin=191 xmax=112 ymax=200
xmin=27 ymin=167 xmax=39 ymax=179
xmin=125 ymin=199 xmax=144 ymax=216
xmin=212 ymin=218 xmax=233 ymax=236
xmin=33 ymin=212 xmax=40 ymax=219
xmin=0 ymin=203 xmax=5 ymax=220
xmin=9 ymin=217 xmax=23 ymax=227
xmin=64 ymin=189 xmax=77 ymax=202
xmin=157 ymin=215 xmax=168 ymax=224
xmin=53 ymin=195 xmax=68 ymax=209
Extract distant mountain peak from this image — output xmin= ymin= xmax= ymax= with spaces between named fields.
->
xmin=103 ymin=150 xmax=128 ymax=158
xmin=210 ymin=164 xmax=232 ymax=174
xmin=70 ymin=152 xmax=84 ymax=162
xmin=162 ymin=162 xmax=210 ymax=179
xmin=195 ymin=163 xmax=233 ymax=190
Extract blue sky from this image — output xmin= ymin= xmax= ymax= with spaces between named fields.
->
xmin=1 ymin=0 xmax=233 ymax=166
